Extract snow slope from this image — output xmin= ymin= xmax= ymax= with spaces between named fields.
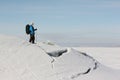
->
xmin=74 ymin=47 xmax=120 ymax=69
xmin=0 ymin=34 xmax=120 ymax=80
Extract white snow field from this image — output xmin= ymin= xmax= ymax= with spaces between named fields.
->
xmin=74 ymin=47 xmax=120 ymax=69
xmin=0 ymin=34 xmax=120 ymax=80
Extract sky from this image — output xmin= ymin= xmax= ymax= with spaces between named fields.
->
xmin=0 ymin=0 xmax=120 ymax=46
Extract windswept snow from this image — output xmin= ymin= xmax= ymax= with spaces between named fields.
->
xmin=74 ymin=47 xmax=120 ymax=69
xmin=0 ymin=34 xmax=120 ymax=80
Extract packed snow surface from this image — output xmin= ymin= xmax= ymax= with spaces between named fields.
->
xmin=74 ymin=47 xmax=120 ymax=69
xmin=0 ymin=34 xmax=120 ymax=80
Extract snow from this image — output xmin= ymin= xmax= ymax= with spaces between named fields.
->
xmin=74 ymin=47 xmax=120 ymax=69
xmin=0 ymin=34 xmax=120 ymax=80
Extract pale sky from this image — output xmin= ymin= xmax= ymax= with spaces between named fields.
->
xmin=0 ymin=0 xmax=120 ymax=46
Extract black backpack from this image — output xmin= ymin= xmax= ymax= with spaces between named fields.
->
xmin=25 ymin=24 xmax=30 ymax=34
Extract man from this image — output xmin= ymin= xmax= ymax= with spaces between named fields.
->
xmin=29 ymin=22 xmax=37 ymax=44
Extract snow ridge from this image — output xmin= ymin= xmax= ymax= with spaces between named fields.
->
xmin=0 ymin=35 xmax=120 ymax=80
xmin=66 ymin=49 xmax=99 ymax=79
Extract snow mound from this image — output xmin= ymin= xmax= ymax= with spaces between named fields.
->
xmin=0 ymin=35 xmax=120 ymax=80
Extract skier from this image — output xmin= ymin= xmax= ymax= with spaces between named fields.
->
xmin=28 ymin=22 xmax=37 ymax=44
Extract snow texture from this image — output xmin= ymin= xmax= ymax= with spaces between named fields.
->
xmin=0 ymin=34 xmax=120 ymax=80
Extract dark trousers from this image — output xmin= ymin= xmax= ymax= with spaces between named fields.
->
xmin=29 ymin=34 xmax=35 ymax=44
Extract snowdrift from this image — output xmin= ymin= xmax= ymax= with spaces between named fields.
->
xmin=0 ymin=34 xmax=120 ymax=80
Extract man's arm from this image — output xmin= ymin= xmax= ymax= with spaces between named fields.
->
xmin=34 ymin=28 xmax=37 ymax=31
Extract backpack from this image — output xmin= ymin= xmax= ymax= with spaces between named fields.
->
xmin=25 ymin=24 xmax=30 ymax=34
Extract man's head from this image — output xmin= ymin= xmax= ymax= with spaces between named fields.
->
xmin=31 ymin=22 xmax=34 ymax=26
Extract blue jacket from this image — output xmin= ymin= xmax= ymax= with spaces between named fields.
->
xmin=29 ymin=25 xmax=37 ymax=35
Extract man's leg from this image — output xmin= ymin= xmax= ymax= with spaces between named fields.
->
xmin=29 ymin=35 xmax=32 ymax=43
xmin=32 ymin=35 xmax=35 ymax=44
